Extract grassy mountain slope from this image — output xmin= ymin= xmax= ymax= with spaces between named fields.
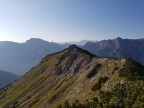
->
xmin=0 ymin=45 xmax=144 ymax=108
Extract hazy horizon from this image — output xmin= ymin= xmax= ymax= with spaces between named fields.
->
xmin=0 ymin=37 xmax=143 ymax=43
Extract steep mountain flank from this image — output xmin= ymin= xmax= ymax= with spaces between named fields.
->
xmin=83 ymin=37 xmax=144 ymax=64
xmin=0 ymin=45 xmax=144 ymax=108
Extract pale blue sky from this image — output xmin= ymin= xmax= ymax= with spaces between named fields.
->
xmin=0 ymin=0 xmax=144 ymax=42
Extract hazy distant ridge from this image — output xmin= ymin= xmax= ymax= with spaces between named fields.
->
xmin=0 ymin=38 xmax=68 ymax=75
xmin=0 ymin=70 xmax=18 ymax=89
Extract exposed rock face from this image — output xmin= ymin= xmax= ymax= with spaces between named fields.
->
xmin=55 ymin=45 xmax=93 ymax=75
xmin=83 ymin=37 xmax=144 ymax=64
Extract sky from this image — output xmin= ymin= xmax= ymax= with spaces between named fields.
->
xmin=0 ymin=0 xmax=144 ymax=42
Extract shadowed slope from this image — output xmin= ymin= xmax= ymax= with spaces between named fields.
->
xmin=0 ymin=70 xmax=18 ymax=89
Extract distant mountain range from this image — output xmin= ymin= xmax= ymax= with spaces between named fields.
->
xmin=59 ymin=40 xmax=96 ymax=45
xmin=0 ymin=38 xmax=68 ymax=75
xmin=83 ymin=37 xmax=144 ymax=64
xmin=0 ymin=70 xmax=18 ymax=89
xmin=1 ymin=37 xmax=144 ymax=76
xmin=0 ymin=45 xmax=144 ymax=107
xmin=0 ymin=39 xmax=92 ymax=75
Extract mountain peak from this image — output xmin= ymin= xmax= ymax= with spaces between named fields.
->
xmin=27 ymin=38 xmax=44 ymax=41
xmin=115 ymin=37 xmax=122 ymax=40
xmin=67 ymin=44 xmax=95 ymax=57
xmin=68 ymin=44 xmax=79 ymax=50
xmin=68 ymin=44 xmax=82 ymax=55
xmin=26 ymin=38 xmax=47 ymax=43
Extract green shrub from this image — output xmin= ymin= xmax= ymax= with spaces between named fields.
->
xmin=91 ymin=82 xmax=101 ymax=91
xmin=98 ymin=76 xmax=108 ymax=83
xmin=49 ymin=95 xmax=57 ymax=103
xmin=87 ymin=63 xmax=101 ymax=78
xmin=58 ymin=80 xmax=144 ymax=108
xmin=11 ymin=101 xmax=19 ymax=108
xmin=91 ymin=76 xmax=108 ymax=91
xmin=118 ymin=59 xmax=144 ymax=80
xmin=87 ymin=67 xmax=97 ymax=78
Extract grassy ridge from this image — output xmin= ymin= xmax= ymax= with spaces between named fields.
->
xmin=0 ymin=45 xmax=144 ymax=108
